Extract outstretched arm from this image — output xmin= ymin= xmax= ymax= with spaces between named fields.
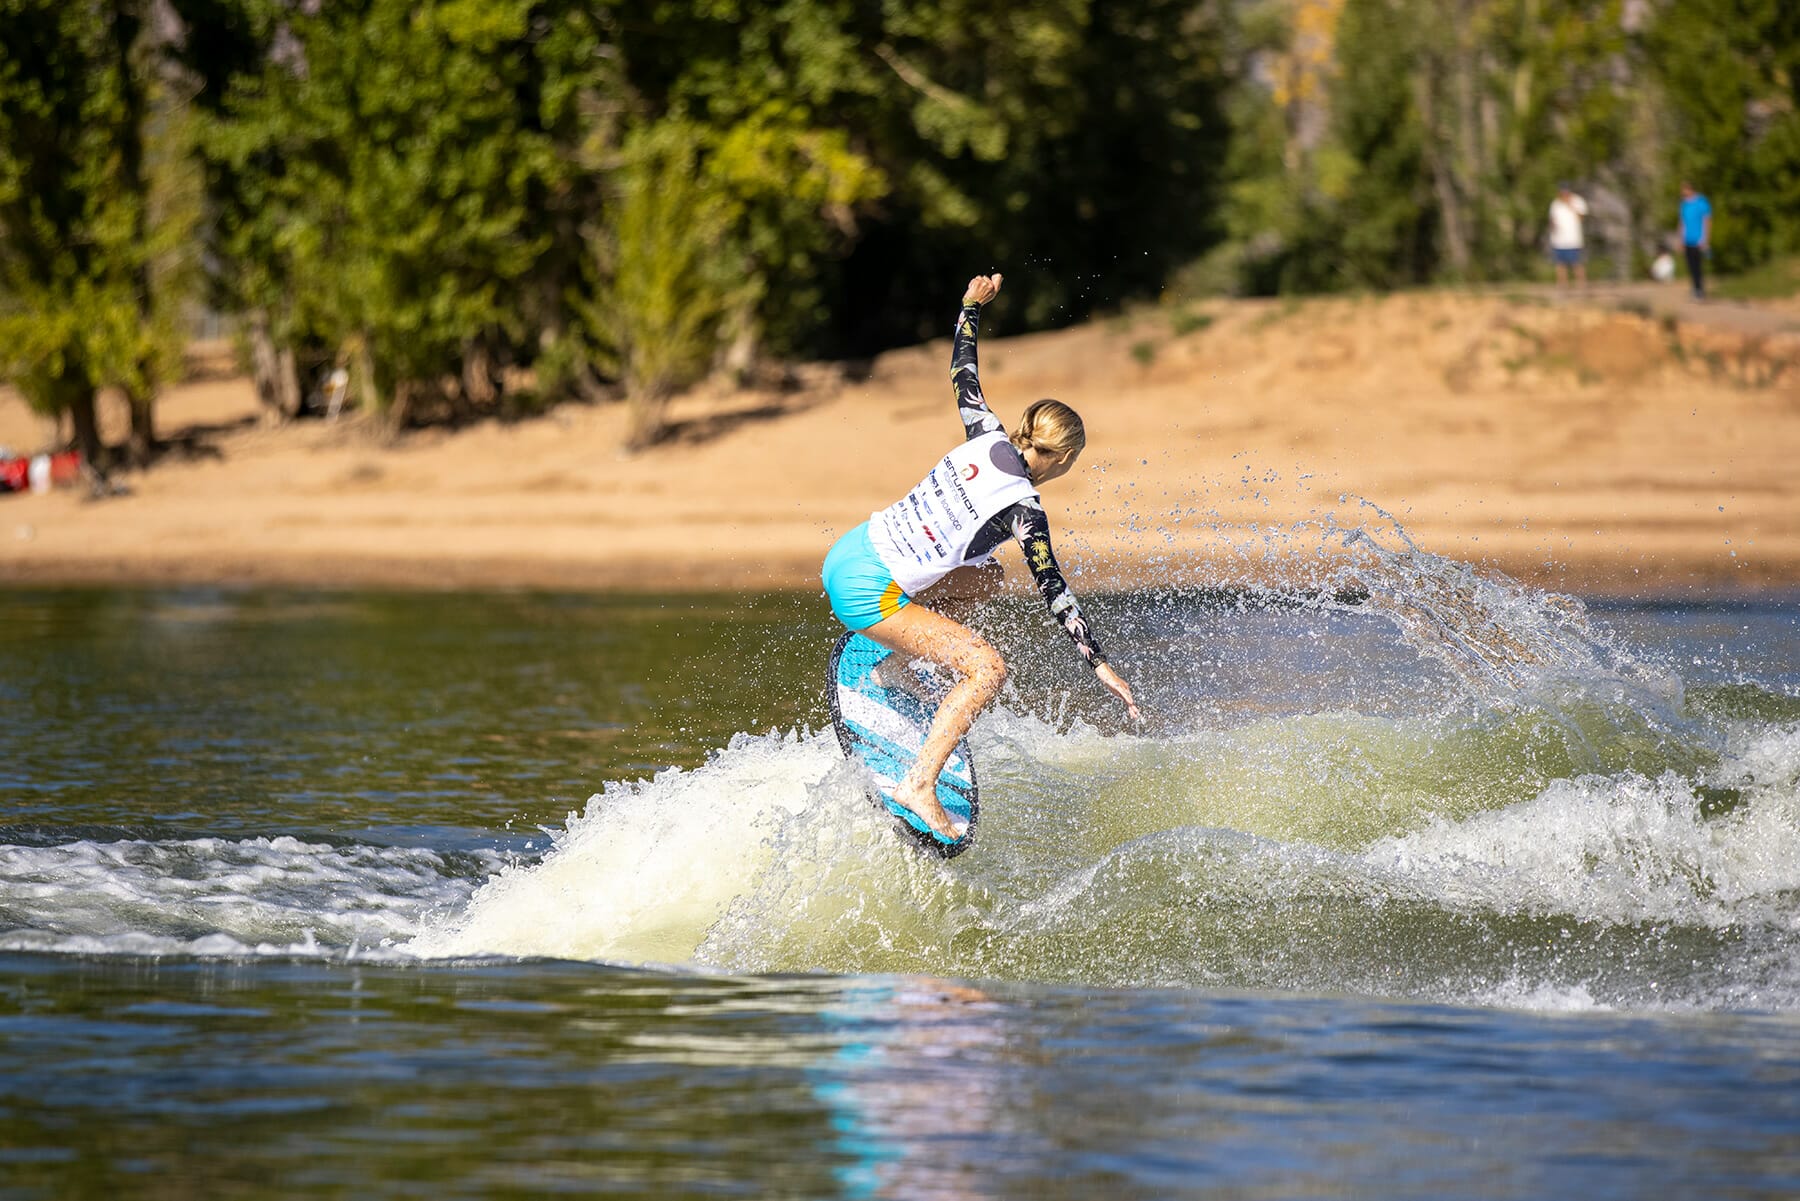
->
xmin=952 ymin=274 xmax=1005 ymax=439
xmin=1006 ymin=500 xmax=1142 ymax=721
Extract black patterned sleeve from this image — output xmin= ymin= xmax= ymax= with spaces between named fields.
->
xmin=1004 ymin=499 xmax=1108 ymax=668
xmin=951 ymin=302 xmax=1005 ymax=440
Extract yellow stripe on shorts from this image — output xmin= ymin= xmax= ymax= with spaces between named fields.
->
xmin=878 ymin=579 xmax=907 ymax=620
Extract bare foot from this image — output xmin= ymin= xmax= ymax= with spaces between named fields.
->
xmin=893 ymin=778 xmax=966 ymax=842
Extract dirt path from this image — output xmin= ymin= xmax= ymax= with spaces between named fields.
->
xmin=1512 ymin=279 xmax=1800 ymax=338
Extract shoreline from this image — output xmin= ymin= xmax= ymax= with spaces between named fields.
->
xmin=5 ymin=290 xmax=1798 ymax=604
xmin=3 ymin=545 xmax=1791 ymax=604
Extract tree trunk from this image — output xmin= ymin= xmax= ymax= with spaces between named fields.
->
xmin=387 ymin=380 xmax=414 ymax=437
xmin=720 ymin=302 xmax=760 ymax=386
xmin=247 ymin=310 xmax=300 ymax=423
xmin=275 ymin=346 xmax=301 ymax=419
xmin=127 ymin=380 xmax=156 ymax=466
xmin=112 ymin=0 xmax=165 ymax=452
xmin=349 ymin=336 xmax=388 ymax=430
xmin=624 ymin=385 xmax=670 ymax=451
xmin=67 ymin=386 xmax=106 ymax=482
xmin=1451 ymin=9 xmax=1483 ymax=273
xmin=461 ymin=337 xmax=498 ymax=410
xmin=248 ymin=310 xmax=279 ymax=416
xmin=1417 ymin=67 xmax=1471 ymax=277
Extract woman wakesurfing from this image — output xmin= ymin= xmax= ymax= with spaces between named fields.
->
xmin=821 ymin=272 xmax=1142 ymax=841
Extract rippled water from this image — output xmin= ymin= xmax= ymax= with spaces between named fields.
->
xmin=4 ymin=549 xmax=1800 ymax=1195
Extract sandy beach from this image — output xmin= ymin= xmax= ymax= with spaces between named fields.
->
xmin=3 ymin=288 xmax=1798 ymax=598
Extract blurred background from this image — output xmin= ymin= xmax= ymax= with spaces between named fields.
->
xmin=2 ymin=0 xmax=1795 ymax=452
xmin=7 ymin=14 xmax=1800 ymax=1191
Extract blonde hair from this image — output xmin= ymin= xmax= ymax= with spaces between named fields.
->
xmin=1010 ymin=398 xmax=1086 ymax=458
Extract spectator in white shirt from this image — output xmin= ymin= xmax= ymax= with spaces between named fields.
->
xmin=1548 ymin=184 xmax=1589 ymax=288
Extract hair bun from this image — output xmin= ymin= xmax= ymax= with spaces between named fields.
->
xmin=1010 ymin=398 xmax=1085 ymax=460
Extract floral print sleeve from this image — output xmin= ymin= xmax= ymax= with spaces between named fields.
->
xmin=1005 ymin=498 xmax=1108 ymax=669
xmin=951 ymin=302 xmax=1004 ymax=440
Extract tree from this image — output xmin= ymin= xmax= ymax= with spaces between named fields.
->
xmin=587 ymin=126 xmax=732 ymax=449
xmin=0 ymin=0 xmax=193 ymax=473
xmin=615 ymin=0 xmax=1232 ymax=353
xmin=1651 ymin=0 xmax=1800 ymax=271
xmin=190 ymin=0 xmax=611 ymax=429
xmin=1216 ymin=0 xmax=1661 ymax=292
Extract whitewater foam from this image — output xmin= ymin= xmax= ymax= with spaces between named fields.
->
xmin=0 ymin=836 xmax=492 ymax=958
xmin=407 ymin=729 xmax=859 ymax=963
xmin=1367 ymin=730 xmax=1800 ymax=930
xmin=5 ymin=528 xmax=1797 ymax=1014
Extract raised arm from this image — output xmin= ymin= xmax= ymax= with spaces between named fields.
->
xmin=952 ymin=274 xmax=1005 ymax=439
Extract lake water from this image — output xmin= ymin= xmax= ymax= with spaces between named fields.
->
xmin=5 ymin=536 xmax=1800 ymax=1196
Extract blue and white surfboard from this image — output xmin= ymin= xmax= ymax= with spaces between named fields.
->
xmin=827 ymin=632 xmax=979 ymax=857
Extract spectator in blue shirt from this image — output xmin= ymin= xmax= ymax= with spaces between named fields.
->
xmin=1679 ymin=182 xmax=1712 ymax=299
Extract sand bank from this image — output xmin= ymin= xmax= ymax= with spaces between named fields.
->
xmin=3 ymin=290 xmax=1798 ymax=598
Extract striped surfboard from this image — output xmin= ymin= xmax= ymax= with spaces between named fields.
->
xmin=827 ymin=632 xmax=979 ymax=857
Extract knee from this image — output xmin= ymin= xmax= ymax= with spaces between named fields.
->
xmin=969 ymin=640 xmax=1007 ymax=695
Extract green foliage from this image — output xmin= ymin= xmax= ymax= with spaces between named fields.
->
xmin=589 ymin=126 xmax=736 ymax=448
xmin=192 ymin=0 xmax=602 ymax=419
xmin=1209 ymin=0 xmax=1433 ymax=293
xmin=1650 ymin=0 xmax=1800 ymax=271
xmin=1714 ymin=255 xmax=1800 ymax=300
xmin=1169 ymin=307 xmax=1216 ymax=336
xmin=10 ymin=0 xmax=1799 ymax=458
xmin=690 ymin=104 xmax=886 ymax=357
xmin=1212 ymin=0 xmax=1790 ymax=295
xmin=0 ymin=0 xmax=191 ymax=459
xmin=624 ymin=0 xmax=1232 ymax=347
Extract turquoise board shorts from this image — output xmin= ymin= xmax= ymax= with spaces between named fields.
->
xmin=822 ymin=522 xmax=911 ymax=630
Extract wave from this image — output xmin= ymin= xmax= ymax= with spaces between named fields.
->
xmin=6 ymin=516 xmax=1798 ymax=1013
xmin=0 ymin=835 xmax=495 ymax=960
xmin=6 ymin=706 xmax=1797 ymax=1011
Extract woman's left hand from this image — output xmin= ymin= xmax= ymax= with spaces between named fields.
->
xmin=1095 ymin=663 xmax=1143 ymax=725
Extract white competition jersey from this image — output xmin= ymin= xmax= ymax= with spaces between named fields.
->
xmin=868 ymin=431 xmax=1039 ymax=594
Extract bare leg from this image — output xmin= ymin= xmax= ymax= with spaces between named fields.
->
xmin=858 ymin=600 xmax=1007 ymax=840
xmin=871 ymin=561 xmax=1006 ymax=698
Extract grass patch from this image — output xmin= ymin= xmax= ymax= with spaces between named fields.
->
xmin=1129 ymin=339 xmax=1158 ymax=367
xmin=1169 ymin=307 xmax=1215 ymax=337
xmin=1246 ymin=296 xmax=1306 ymax=333
xmin=1714 ymin=255 xmax=1800 ymax=301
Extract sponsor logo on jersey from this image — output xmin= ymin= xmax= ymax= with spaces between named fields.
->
xmin=943 ymin=455 xmax=980 ymax=519
xmin=963 ymin=463 xmax=980 ymax=481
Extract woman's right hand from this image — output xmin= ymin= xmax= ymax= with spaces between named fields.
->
xmin=1095 ymin=663 xmax=1143 ymax=725
xmin=963 ymin=273 xmax=1003 ymax=306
